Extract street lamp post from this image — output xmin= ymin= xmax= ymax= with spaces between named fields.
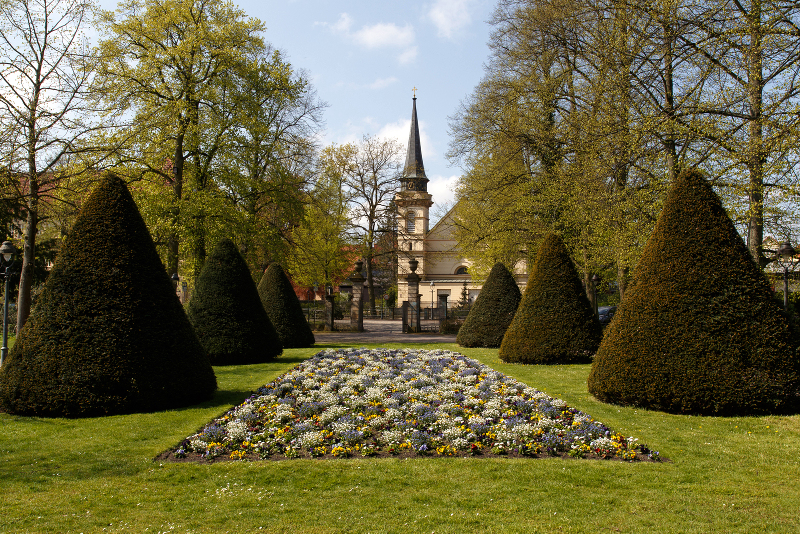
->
xmin=0 ymin=241 xmax=18 ymax=368
xmin=776 ymin=241 xmax=797 ymax=311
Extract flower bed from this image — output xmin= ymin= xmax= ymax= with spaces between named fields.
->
xmin=164 ymin=348 xmax=661 ymax=462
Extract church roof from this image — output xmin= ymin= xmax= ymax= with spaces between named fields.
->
xmin=403 ymin=97 xmax=427 ymax=180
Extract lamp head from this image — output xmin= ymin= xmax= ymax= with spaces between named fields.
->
xmin=0 ymin=241 xmax=17 ymax=264
xmin=779 ymin=241 xmax=796 ymax=260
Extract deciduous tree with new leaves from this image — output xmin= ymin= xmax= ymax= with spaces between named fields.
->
xmin=94 ymin=0 xmax=323 ymax=282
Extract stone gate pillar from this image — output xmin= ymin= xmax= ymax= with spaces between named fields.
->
xmin=406 ymin=258 xmax=420 ymax=333
xmin=349 ymin=260 xmax=365 ymax=332
xmin=324 ymin=286 xmax=335 ymax=331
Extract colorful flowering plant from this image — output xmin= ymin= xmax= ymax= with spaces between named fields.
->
xmin=175 ymin=348 xmax=661 ymax=462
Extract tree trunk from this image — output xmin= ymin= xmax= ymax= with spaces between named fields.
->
xmin=663 ymin=15 xmax=678 ymax=182
xmin=167 ymin=131 xmax=185 ymax=277
xmin=746 ymin=0 xmax=766 ymax=266
xmin=16 ymin=190 xmax=37 ymax=333
xmin=365 ymin=250 xmax=376 ymax=315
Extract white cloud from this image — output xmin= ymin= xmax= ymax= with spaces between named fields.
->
xmin=321 ymin=13 xmax=417 ymax=64
xmin=375 ymin=118 xmax=433 ymax=162
xmin=397 ymin=46 xmax=419 ymax=64
xmin=428 ymin=173 xmax=460 ymax=209
xmin=369 ymin=77 xmax=398 ymax=90
xmin=353 ymin=22 xmax=415 ymax=49
xmin=331 ymin=13 xmax=353 ymax=33
xmin=427 ymin=0 xmax=476 ymax=39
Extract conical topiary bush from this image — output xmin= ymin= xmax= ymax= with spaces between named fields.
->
xmin=457 ymin=262 xmax=521 ymax=347
xmin=0 ymin=174 xmax=217 ymax=417
xmin=187 ymin=239 xmax=282 ymax=364
xmin=499 ymin=234 xmax=601 ymax=364
xmin=588 ymin=169 xmax=800 ymax=415
xmin=258 ymin=263 xmax=315 ymax=348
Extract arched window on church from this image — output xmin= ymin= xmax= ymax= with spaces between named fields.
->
xmin=455 ymin=266 xmax=468 ymax=275
xmin=407 ymin=211 xmax=416 ymax=233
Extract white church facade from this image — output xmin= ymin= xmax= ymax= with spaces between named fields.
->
xmin=395 ymin=97 xmax=527 ymax=310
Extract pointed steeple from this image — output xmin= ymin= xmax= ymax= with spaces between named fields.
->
xmin=402 ymin=96 xmax=428 ymax=191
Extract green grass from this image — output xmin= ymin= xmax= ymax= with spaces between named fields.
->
xmin=2 ymin=341 xmax=798 ymax=533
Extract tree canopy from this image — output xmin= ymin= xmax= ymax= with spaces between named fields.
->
xmin=448 ymin=0 xmax=800 ymax=294
xmin=94 ymin=0 xmax=323 ymax=283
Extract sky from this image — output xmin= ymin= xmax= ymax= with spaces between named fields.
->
xmin=97 ymin=0 xmax=497 ymax=222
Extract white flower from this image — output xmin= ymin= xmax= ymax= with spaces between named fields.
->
xmin=380 ymin=429 xmax=405 ymax=446
xmin=226 ymin=420 xmax=249 ymax=443
xmin=537 ymin=418 xmax=558 ymax=431
xmin=298 ymin=431 xmax=323 ymax=449
xmin=233 ymin=403 xmax=254 ymax=419
xmin=590 ymin=437 xmax=616 ymax=452
xmin=513 ymin=423 xmax=538 ymax=441
xmin=190 ymin=438 xmax=207 ymax=452
xmin=321 ymin=405 xmax=348 ymax=424
xmin=452 ymin=437 xmax=470 ymax=450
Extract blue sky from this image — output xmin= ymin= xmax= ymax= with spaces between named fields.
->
xmin=97 ymin=0 xmax=496 ymax=218
xmin=252 ymin=0 xmax=496 ymax=217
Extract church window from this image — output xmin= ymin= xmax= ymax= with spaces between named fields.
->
xmin=455 ymin=266 xmax=468 ymax=275
xmin=407 ymin=211 xmax=416 ymax=233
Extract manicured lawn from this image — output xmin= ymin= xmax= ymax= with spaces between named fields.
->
xmin=2 ymin=342 xmax=798 ymax=533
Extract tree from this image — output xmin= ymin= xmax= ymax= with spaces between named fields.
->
xmin=499 ymin=233 xmax=601 ymax=364
xmin=337 ymin=136 xmax=404 ymax=314
xmin=258 ymin=263 xmax=315 ymax=348
xmin=456 ymin=262 xmax=521 ymax=348
xmin=95 ymin=0 xmax=321 ymax=282
xmin=449 ymin=0 xmax=800 ymax=289
xmin=0 ymin=0 xmax=103 ymax=333
xmin=187 ymin=238 xmax=282 ymax=364
xmin=588 ymin=169 xmax=800 ymax=415
xmin=0 ymin=174 xmax=216 ymax=417
xmin=680 ymin=0 xmax=800 ymax=265
xmin=284 ymin=148 xmax=354 ymax=290
xmin=218 ymin=53 xmax=324 ymax=275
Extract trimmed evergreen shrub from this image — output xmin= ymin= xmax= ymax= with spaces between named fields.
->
xmin=456 ymin=262 xmax=521 ymax=347
xmin=588 ymin=169 xmax=800 ymax=415
xmin=187 ymin=239 xmax=282 ymax=364
xmin=499 ymin=234 xmax=601 ymax=364
xmin=258 ymin=263 xmax=315 ymax=348
xmin=0 ymin=174 xmax=217 ymax=417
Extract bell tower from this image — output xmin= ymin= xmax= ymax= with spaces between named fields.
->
xmin=396 ymin=92 xmax=433 ymax=304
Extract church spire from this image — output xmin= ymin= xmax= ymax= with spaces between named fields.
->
xmin=402 ymin=95 xmax=428 ymax=189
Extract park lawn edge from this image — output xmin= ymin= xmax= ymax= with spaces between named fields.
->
xmin=1 ymin=342 xmax=797 ymax=534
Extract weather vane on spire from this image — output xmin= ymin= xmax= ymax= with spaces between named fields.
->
xmin=413 ymin=86 xmax=417 ymax=98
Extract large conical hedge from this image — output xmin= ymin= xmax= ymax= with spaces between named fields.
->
xmin=457 ymin=262 xmax=521 ymax=347
xmin=0 ymin=175 xmax=216 ymax=417
xmin=499 ymin=234 xmax=601 ymax=364
xmin=258 ymin=263 xmax=315 ymax=348
xmin=187 ymin=239 xmax=282 ymax=364
xmin=588 ymin=169 xmax=800 ymax=415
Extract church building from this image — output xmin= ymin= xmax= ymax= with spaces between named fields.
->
xmin=395 ymin=96 xmax=526 ymax=310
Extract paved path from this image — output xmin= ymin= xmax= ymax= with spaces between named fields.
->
xmin=312 ymin=318 xmax=457 ymax=345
